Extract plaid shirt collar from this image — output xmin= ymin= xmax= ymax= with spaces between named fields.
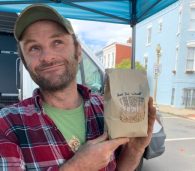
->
xmin=32 ymin=84 xmax=91 ymax=111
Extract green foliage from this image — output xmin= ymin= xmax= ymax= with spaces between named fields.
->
xmin=116 ymin=59 xmax=131 ymax=69
xmin=116 ymin=59 xmax=145 ymax=71
xmin=135 ymin=61 xmax=146 ymax=71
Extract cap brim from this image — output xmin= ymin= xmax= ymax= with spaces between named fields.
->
xmin=14 ymin=4 xmax=74 ymax=41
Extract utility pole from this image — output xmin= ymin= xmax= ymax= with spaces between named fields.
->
xmin=154 ymin=44 xmax=161 ymax=106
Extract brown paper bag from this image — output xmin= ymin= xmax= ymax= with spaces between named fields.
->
xmin=104 ymin=69 xmax=149 ymax=139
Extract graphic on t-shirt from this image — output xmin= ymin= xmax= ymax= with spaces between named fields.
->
xmin=68 ymin=136 xmax=81 ymax=152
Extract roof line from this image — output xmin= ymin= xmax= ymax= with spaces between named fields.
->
xmin=0 ymin=0 xmax=130 ymax=24
xmin=61 ymin=0 xmax=130 ymax=23
xmin=0 ymin=0 xmax=51 ymax=5
xmin=137 ymin=0 xmax=162 ymax=22
xmin=64 ymin=0 xmax=124 ymax=2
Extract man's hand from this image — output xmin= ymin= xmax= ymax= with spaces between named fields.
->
xmin=60 ymin=133 xmax=129 ymax=171
xmin=117 ymin=97 xmax=156 ymax=171
xmin=128 ymin=97 xmax=156 ymax=153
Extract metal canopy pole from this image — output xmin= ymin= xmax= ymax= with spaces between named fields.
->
xmin=130 ymin=0 xmax=136 ymax=69
xmin=131 ymin=25 xmax=136 ymax=69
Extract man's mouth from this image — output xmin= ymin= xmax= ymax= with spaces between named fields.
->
xmin=39 ymin=64 xmax=64 ymax=72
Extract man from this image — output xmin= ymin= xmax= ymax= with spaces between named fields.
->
xmin=0 ymin=4 xmax=156 ymax=171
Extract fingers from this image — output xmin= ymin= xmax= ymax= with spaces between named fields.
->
xmin=88 ymin=132 xmax=108 ymax=144
xmin=106 ymin=137 xmax=129 ymax=151
xmin=88 ymin=133 xmax=129 ymax=152
xmin=148 ymin=97 xmax=156 ymax=119
xmin=148 ymin=97 xmax=156 ymax=136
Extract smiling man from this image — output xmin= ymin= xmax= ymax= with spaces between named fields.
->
xmin=0 ymin=4 xmax=156 ymax=171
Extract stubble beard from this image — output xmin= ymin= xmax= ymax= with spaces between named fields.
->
xmin=28 ymin=56 xmax=79 ymax=92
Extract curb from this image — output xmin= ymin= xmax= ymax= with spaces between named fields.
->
xmin=159 ymin=110 xmax=195 ymax=121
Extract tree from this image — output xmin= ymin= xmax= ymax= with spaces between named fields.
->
xmin=116 ymin=59 xmax=145 ymax=71
xmin=116 ymin=59 xmax=131 ymax=69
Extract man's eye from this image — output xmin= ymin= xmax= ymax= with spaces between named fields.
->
xmin=29 ymin=46 xmax=40 ymax=52
xmin=54 ymin=40 xmax=63 ymax=46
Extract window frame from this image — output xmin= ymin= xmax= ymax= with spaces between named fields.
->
xmin=112 ymin=52 xmax=115 ymax=68
xmin=189 ymin=3 xmax=195 ymax=31
xmin=186 ymin=42 xmax=195 ymax=72
xmin=144 ymin=54 xmax=148 ymax=71
xmin=177 ymin=6 xmax=182 ymax=35
xmin=146 ymin=25 xmax=152 ymax=46
xmin=173 ymin=46 xmax=179 ymax=74
xmin=158 ymin=19 xmax=163 ymax=33
xmin=182 ymin=88 xmax=195 ymax=108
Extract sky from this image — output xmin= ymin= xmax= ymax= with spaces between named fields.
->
xmin=70 ymin=19 xmax=132 ymax=53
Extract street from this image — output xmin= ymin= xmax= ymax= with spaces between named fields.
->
xmin=142 ymin=113 xmax=195 ymax=171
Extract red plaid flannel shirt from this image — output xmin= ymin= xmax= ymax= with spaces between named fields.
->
xmin=0 ymin=84 xmax=116 ymax=170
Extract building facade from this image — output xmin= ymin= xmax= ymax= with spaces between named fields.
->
xmin=98 ymin=42 xmax=131 ymax=69
xmin=135 ymin=0 xmax=195 ymax=109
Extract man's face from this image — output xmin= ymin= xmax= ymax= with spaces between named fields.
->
xmin=19 ymin=20 xmax=81 ymax=92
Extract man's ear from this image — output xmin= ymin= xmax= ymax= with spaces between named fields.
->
xmin=77 ymin=43 xmax=82 ymax=63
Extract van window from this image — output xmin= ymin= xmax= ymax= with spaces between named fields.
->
xmin=81 ymin=51 xmax=103 ymax=93
xmin=76 ymin=65 xmax=82 ymax=84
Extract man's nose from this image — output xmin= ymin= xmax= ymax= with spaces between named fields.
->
xmin=40 ymin=48 xmax=55 ymax=62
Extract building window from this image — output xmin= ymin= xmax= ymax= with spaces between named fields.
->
xmin=158 ymin=19 xmax=163 ymax=32
xmin=173 ymin=46 xmax=179 ymax=74
xmin=106 ymin=55 xmax=109 ymax=68
xmin=177 ymin=7 xmax=182 ymax=35
xmin=108 ymin=54 xmax=111 ymax=68
xmin=104 ymin=55 xmax=106 ymax=67
xmin=103 ymin=55 xmax=106 ymax=66
xmin=186 ymin=47 xmax=195 ymax=72
xmin=146 ymin=26 xmax=152 ymax=45
xmin=105 ymin=55 xmax=108 ymax=68
xmin=144 ymin=55 xmax=148 ymax=70
xmin=182 ymin=88 xmax=195 ymax=109
xmin=112 ymin=52 xmax=115 ymax=68
xmin=190 ymin=6 xmax=195 ymax=31
xmin=171 ymin=88 xmax=175 ymax=105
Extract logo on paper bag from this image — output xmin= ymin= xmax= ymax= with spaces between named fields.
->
xmin=117 ymin=92 xmax=145 ymax=123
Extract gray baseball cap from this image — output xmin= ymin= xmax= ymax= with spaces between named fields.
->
xmin=14 ymin=4 xmax=74 ymax=41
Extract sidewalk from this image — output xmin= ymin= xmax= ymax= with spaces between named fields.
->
xmin=158 ymin=105 xmax=195 ymax=121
